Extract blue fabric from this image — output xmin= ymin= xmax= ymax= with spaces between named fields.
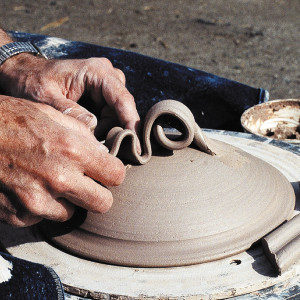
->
xmin=0 ymin=251 xmax=64 ymax=299
xmin=10 ymin=31 xmax=268 ymax=131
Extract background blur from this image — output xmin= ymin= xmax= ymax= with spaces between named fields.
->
xmin=1 ymin=0 xmax=299 ymax=98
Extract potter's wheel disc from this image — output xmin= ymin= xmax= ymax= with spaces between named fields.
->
xmin=42 ymin=135 xmax=295 ymax=267
xmin=0 ymin=130 xmax=298 ymax=298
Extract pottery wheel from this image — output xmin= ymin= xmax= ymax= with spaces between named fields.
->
xmin=0 ymin=130 xmax=298 ymax=298
xmin=41 ymin=100 xmax=295 ymax=267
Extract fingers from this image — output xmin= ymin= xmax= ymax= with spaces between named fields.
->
xmin=83 ymin=146 xmax=126 ymax=186
xmin=0 ymin=193 xmax=73 ymax=227
xmin=55 ymin=174 xmax=114 ymax=213
xmin=0 ymin=193 xmax=42 ymax=227
xmin=96 ymin=67 xmax=141 ymax=153
xmin=95 ymin=105 xmax=119 ymax=138
xmin=14 ymin=187 xmax=75 ymax=222
xmin=84 ymin=58 xmax=140 ymax=133
xmin=35 ymin=101 xmax=109 ymax=153
xmin=44 ymin=167 xmax=116 ymax=213
xmin=52 ymin=97 xmax=98 ymax=131
xmin=0 ymin=166 xmax=116 ymax=226
xmin=36 ymin=100 xmax=94 ymax=133
xmin=101 ymin=75 xmax=140 ymax=132
xmin=0 ymin=207 xmax=42 ymax=227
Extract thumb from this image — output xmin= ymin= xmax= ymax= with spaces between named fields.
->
xmin=52 ymin=97 xmax=98 ymax=131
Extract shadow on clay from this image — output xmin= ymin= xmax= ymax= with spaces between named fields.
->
xmin=0 ymin=223 xmax=43 ymax=253
xmin=0 ymin=207 xmax=87 ymax=251
xmin=291 ymin=181 xmax=300 ymax=211
xmin=246 ymin=243 xmax=278 ymax=278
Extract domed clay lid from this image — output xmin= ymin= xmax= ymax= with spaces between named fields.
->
xmin=42 ymin=100 xmax=295 ymax=267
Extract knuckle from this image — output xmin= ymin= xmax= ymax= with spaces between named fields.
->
xmin=86 ymin=57 xmax=99 ymax=66
xmin=114 ymin=68 xmax=126 ymax=83
xmin=51 ymin=208 xmax=71 ymax=222
xmin=87 ymin=57 xmax=113 ymax=69
xmin=21 ymin=192 xmax=45 ymax=216
xmin=99 ymin=57 xmax=113 ymax=68
xmin=51 ymin=174 xmax=70 ymax=194
xmin=65 ymin=143 xmax=80 ymax=158
xmin=117 ymin=91 xmax=135 ymax=105
xmin=60 ymin=134 xmax=80 ymax=158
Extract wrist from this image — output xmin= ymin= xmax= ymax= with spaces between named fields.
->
xmin=0 ymin=51 xmax=40 ymax=71
xmin=0 ymin=41 xmax=47 ymax=84
xmin=0 ymin=29 xmax=13 ymax=47
xmin=0 ymin=30 xmax=47 ymax=95
xmin=0 ymin=52 xmax=45 ymax=94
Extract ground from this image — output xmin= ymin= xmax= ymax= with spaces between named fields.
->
xmin=1 ymin=0 xmax=299 ymax=99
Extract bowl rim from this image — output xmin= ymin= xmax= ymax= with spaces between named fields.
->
xmin=241 ymin=98 xmax=300 ymax=144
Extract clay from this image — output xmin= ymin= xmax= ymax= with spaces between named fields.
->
xmin=105 ymin=100 xmax=215 ymax=164
xmin=265 ymin=123 xmax=300 ymax=140
xmin=241 ymin=99 xmax=300 ymax=143
xmin=262 ymin=214 xmax=300 ymax=274
xmin=43 ymin=100 xmax=296 ymax=267
xmin=2 ymin=222 xmax=299 ymax=298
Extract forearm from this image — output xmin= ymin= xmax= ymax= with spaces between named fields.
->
xmin=0 ymin=28 xmax=12 ymax=92
xmin=0 ymin=27 xmax=40 ymax=94
xmin=0 ymin=28 xmax=13 ymax=47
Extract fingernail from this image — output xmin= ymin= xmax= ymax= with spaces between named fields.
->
xmin=62 ymin=107 xmax=73 ymax=115
xmin=78 ymin=114 xmax=98 ymax=130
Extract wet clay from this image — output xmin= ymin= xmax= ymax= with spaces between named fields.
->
xmin=105 ymin=100 xmax=215 ymax=163
xmin=262 ymin=213 xmax=300 ymax=274
xmin=241 ymin=99 xmax=300 ymax=142
xmin=265 ymin=123 xmax=300 ymax=140
xmin=44 ymin=100 xmax=296 ymax=267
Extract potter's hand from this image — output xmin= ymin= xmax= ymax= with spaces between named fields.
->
xmin=0 ymin=95 xmax=125 ymax=227
xmin=0 ymin=53 xmax=140 ymax=133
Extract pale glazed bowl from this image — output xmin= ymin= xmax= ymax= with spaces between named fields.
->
xmin=241 ymin=99 xmax=300 ymax=144
xmin=42 ymin=100 xmax=296 ymax=267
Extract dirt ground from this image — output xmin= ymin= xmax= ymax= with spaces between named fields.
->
xmin=1 ymin=0 xmax=299 ymax=99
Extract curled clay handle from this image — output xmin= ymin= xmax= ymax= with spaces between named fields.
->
xmin=105 ymin=100 xmax=214 ymax=164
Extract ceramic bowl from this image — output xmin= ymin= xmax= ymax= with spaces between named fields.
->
xmin=241 ymin=99 xmax=300 ymax=144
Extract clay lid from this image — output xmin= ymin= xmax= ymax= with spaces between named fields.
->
xmin=42 ymin=100 xmax=295 ymax=267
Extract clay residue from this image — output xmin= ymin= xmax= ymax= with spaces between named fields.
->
xmin=266 ymin=123 xmax=300 ymax=140
xmin=209 ymin=140 xmax=250 ymax=168
xmin=242 ymin=99 xmax=300 ymax=141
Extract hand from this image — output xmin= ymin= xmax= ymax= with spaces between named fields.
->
xmin=0 ymin=95 xmax=125 ymax=227
xmin=0 ymin=53 xmax=140 ymax=133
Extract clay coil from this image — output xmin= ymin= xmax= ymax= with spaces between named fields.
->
xmin=262 ymin=213 xmax=300 ymax=274
xmin=105 ymin=100 xmax=214 ymax=164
